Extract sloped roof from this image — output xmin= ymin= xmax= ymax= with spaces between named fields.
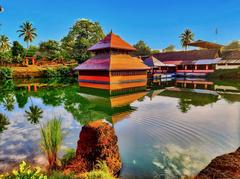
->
xmin=194 ymin=58 xmax=221 ymax=65
xmin=75 ymin=54 xmax=149 ymax=71
xmin=188 ymin=40 xmax=223 ymax=49
xmin=88 ymin=32 xmax=136 ymax=51
xmin=153 ymin=49 xmax=219 ymax=62
xmin=144 ymin=56 xmax=166 ymax=67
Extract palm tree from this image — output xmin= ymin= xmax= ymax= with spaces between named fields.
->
xmin=179 ymin=29 xmax=194 ymax=50
xmin=3 ymin=94 xmax=15 ymax=111
xmin=17 ymin=21 xmax=37 ymax=48
xmin=25 ymin=104 xmax=43 ymax=124
xmin=0 ymin=35 xmax=10 ymax=52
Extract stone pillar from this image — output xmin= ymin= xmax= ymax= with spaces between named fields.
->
xmin=27 ymin=85 xmax=31 ymax=92
xmin=34 ymin=84 xmax=37 ymax=92
xmin=206 ymin=65 xmax=209 ymax=70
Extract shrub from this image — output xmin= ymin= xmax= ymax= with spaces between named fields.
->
xmin=61 ymin=148 xmax=76 ymax=166
xmin=42 ymin=68 xmax=60 ymax=78
xmin=48 ymin=171 xmax=75 ymax=179
xmin=0 ymin=161 xmax=47 ymax=179
xmin=0 ymin=67 xmax=12 ymax=79
xmin=40 ymin=118 xmax=65 ymax=170
xmin=81 ymin=161 xmax=115 ymax=179
xmin=57 ymin=66 xmax=71 ymax=76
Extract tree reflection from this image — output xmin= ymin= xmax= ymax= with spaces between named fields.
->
xmin=15 ymin=91 xmax=28 ymax=108
xmin=2 ymin=93 xmax=15 ymax=111
xmin=177 ymin=98 xmax=191 ymax=113
xmin=0 ymin=113 xmax=10 ymax=133
xmin=25 ymin=105 xmax=43 ymax=124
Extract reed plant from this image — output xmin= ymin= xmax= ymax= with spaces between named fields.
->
xmin=40 ymin=118 xmax=65 ymax=170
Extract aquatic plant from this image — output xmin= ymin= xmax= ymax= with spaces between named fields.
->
xmin=40 ymin=118 xmax=65 ymax=170
xmin=0 ymin=161 xmax=47 ymax=179
xmin=81 ymin=161 xmax=115 ymax=179
xmin=25 ymin=105 xmax=43 ymax=124
xmin=0 ymin=113 xmax=10 ymax=133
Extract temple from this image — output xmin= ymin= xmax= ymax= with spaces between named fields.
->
xmin=75 ymin=32 xmax=149 ymax=94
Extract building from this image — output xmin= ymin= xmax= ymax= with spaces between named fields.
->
xmin=152 ymin=49 xmax=220 ymax=76
xmin=187 ymin=40 xmax=223 ymax=50
xmin=143 ymin=56 xmax=175 ymax=79
xmin=75 ymin=32 xmax=149 ymax=94
xmin=217 ymin=51 xmax=240 ymax=69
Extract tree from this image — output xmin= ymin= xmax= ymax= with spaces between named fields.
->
xmin=163 ymin=44 xmax=175 ymax=52
xmin=12 ymin=41 xmax=24 ymax=57
xmin=223 ymin=40 xmax=240 ymax=51
xmin=132 ymin=40 xmax=151 ymax=57
xmin=0 ymin=113 xmax=10 ymax=133
xmin=151 ymin=49 xmax=160 ymax=54
xmin=17 ymin=21 xmax=37 ymax=48
xmin=179 ymin=29 xmax=194 ymax=50
xmin=11 ymin=41 xmax=25 ymax=63
xmin=61 ymin=19 xmax=105 ymax=62
xmin=39 ymin=40 xmax=60 ymax=60
xmin=0 ymin=35 xmax=10 ymax=52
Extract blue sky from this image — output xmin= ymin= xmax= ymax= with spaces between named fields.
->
xmin=1 ymin=0 xmax=240 ymax=49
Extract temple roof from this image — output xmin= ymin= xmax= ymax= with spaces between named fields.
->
xmin=153 ymin=49 xmax=219 ymax=62
xmin=144 ymin=56 xmax=166 ymax=67
xmin=75 ymin=54 xmax=149 ymax=71
xmin=88 ymin=32 xmax=136 ymax=51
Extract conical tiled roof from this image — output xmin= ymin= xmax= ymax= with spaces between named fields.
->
xmin=88 ymin=32 xmax=136 ymax=51
xmin=144 ymin=56 xmax=166 ymax=67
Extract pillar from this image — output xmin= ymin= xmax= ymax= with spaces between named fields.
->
xmin=27 ymin=85 xmax=31 ymax=92
xmin=195 ymin=65 xmax=197 ymax=70
xmin=206 ymin=65 xmax=209 ymax=70
xmin=34 ymin=84 xmax=37 ymax=92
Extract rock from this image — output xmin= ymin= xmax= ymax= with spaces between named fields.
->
xmin=196 ymin=148 xmax=240 ymax=179
xmin=64 ymin=120 xmax=122 ymax=175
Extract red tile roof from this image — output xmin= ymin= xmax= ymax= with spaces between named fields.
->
xmin=75 ymin=54 xmax=149 ymax=71
xmin=88 ymin=32 xmax=136 ymax=51
xmin=153 ymin=49 xmax=219 ymax=62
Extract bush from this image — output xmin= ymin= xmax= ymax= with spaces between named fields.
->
xmin=61 ymin=148 xmax=76 ymax=166
xmin=0 ymin=161 xmax=47 ymax=179
xmin=57 ymin=66 xmax=71 ymax=76
xmin=81 ymin=161 xmax=115 ymax=179
xmin=42 ymin=66 xmax=71 ymax=78
xmin=42 ymin=68 xmax=60 ymax=78
xmin=0 ymin=67 xmax=13 ymax=79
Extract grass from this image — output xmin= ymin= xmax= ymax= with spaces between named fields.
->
xmin=40 ymin=118 xmax=65 ymax=170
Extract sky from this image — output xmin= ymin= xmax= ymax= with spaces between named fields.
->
xmin=1 ymin=0 xmax=240 ymax=49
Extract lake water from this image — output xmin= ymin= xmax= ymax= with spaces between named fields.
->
xmin=0 ymin=78 xmax=240 ymax=178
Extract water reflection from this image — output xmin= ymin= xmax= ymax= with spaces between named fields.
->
xmin=0 ymin=78 xmax=240 ymax=177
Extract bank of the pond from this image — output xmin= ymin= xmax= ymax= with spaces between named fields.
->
xmin=0 ymin=64 xmax=77 ymax=79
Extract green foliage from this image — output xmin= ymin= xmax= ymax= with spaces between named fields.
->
xmin=12 ymin=41 xmax=24 ymax=57
xmin=42 ymin=66 xmax=71 ymax=78
xmin=25 ymin=104 xmax=43 ymax=124
xmin=61 ymin=19 xmax=105 ymax=62
xmin=151 ymin=49 xmax=160 ymax=54
xmin=39 ymin=40 xmax=61 ymax=60
xmin=61 ymin=148 xmax=76 ymax=166
xmin=40 ymin=118 xmax=65 ymax=170
xmin=81 ymin=161 xmax=115 ymax=179
xmin=26 ymin=45 xmax=39 ymax=57
xmin=0 ymin=67 xmax=12 ymax=79
xmin=163 ymin=44 xmax=175 ymax=52
xmin=0 ymin=161 xmax=47 ymax=179
xmin=179 ymin=29 xmax=194 ymax=50
xmin=0 ymin=51 xmax=13 ymax=65
xmin=0 ymin=80 xmax=15 ymax=91
xmin=2 ymin=93 xmax=15 ymax=111
xmin=48 ymin=171 xmax=74 ymax=179
xmin=0 ymin=35 xmax=10 ymax=52
xmin=0 ymin=113 xmax=10 ymax=133
xmin=207 ymin=68 xmax=240 ymax=80
xmin=17 ymin=21 xmax=37 ymax=48
xmin=132 ymin=40 xmax=151 ymax=57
